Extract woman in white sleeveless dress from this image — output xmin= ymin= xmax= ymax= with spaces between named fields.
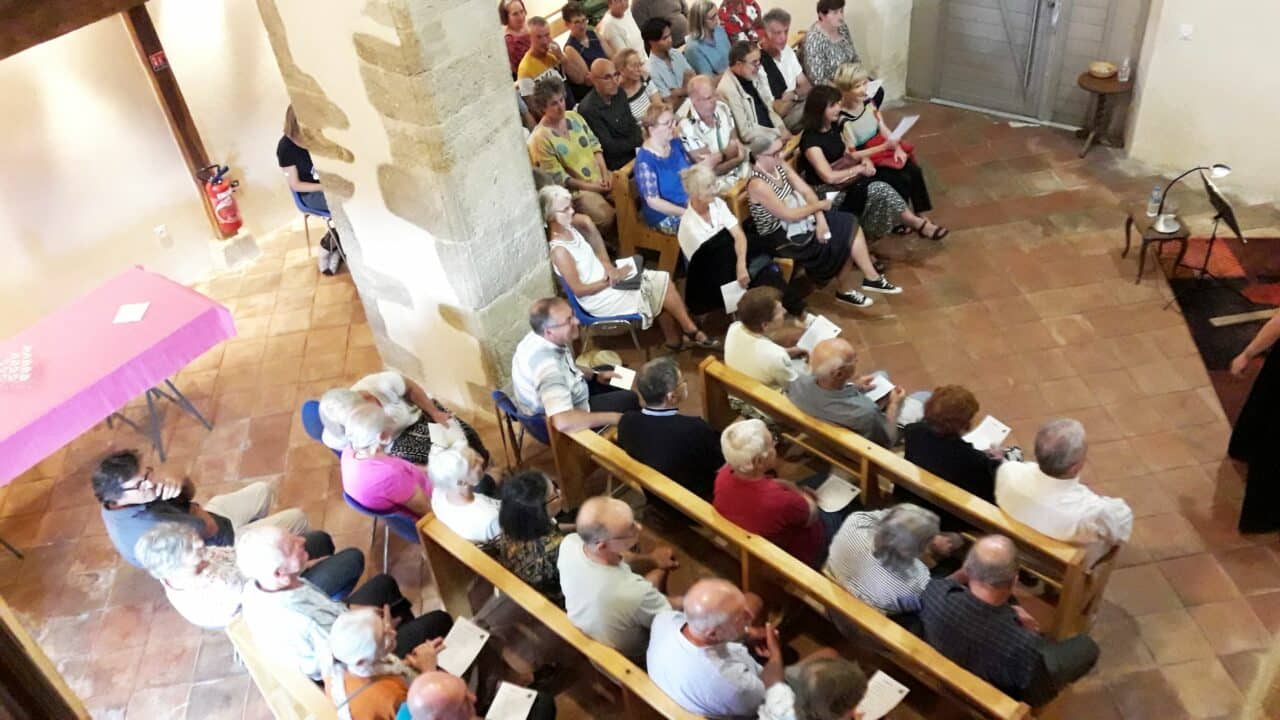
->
xmin=540 ymin=185 xmax=719 ymax=351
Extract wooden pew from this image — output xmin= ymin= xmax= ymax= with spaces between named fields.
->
xmin=226 ymin=615 xmax=338 ymax=720
xmin=698 ymin=356 xmax=1113 ymax=640
xmin=0 ymin=597 xmax=90 ymax=719
xmin=416 ymin=512 xmax=705 ymax=720
xmin=552 ymin=428 xmax=1031 ymax=720
xmin=613 ymin=160 xmax=682 ymax=276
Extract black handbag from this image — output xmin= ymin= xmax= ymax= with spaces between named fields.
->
xmin=611 ymin=254 xmax=644 ymax=290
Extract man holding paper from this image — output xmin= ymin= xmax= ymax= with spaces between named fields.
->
xmin=786 ymin=338 xmax=904 ymax=448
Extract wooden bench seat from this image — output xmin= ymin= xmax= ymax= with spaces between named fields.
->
xmin=226 ymin=615 xmax=338 ymax=720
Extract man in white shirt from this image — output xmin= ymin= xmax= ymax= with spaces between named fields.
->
xmin=995 ymin=419 xmax=1133 ymax=567
xmin=757 ymin=9 xmax=811 ymax=132
xmin=510 ymin=297 xmax=639 ymax=432
xmin=679 ymin=75 xmax=751 ymax=192
xmin=646 ymin=578 xmax=775 ymax=717
xmin=557 ymin=496 xmax=680 ymax=660
xmin=598 ymin=0 xmax=647 ymax=60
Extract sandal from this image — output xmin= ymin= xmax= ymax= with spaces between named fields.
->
xmin=915 ymin=219 xmax=950 ymax=241
xmin=685 ymin=329 xmax=722 ymax=350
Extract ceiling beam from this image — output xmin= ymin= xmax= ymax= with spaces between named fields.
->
xmin=0 ymin=0 xmax=143 ymax=60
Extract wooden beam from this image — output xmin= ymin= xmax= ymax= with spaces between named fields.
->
xmin=0 ymin=0 xmax=141 ymax=60
xmin=119 ymin=4 xmax=223 ymax=235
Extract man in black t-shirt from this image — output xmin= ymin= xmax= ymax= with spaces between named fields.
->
xmin=617 ymin=357 xmax=724 ymax=503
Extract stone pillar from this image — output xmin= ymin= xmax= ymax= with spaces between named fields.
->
xmin=847 ymin=0 xmax=912 ymax=105
xmin=256 ymin=0 xmax=550 ymax=411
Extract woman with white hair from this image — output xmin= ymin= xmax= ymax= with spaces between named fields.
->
xmin=319 ymin=371 xmax=489 ymax=467
xmin=541 ymin=183 xmax=719 ymax=351
xmin=325 ymin=607 xmax=443 ymax=720
xmin=713 ymin=419 xmax=827 ymax=567
xmin=340 ymin=403 xmax=433 ymax=519
xmin=429 ymin=448 xmax=501 ymax=543
xmin=825 ymin=504 xmax=942 ymax=615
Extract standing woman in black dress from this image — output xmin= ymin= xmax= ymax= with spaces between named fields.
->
xmin=1228 ymin=312 xmax=1280 ymax=533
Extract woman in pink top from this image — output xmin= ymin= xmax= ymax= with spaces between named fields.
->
xmin=340 ymin=404 xmax=433 ymax=518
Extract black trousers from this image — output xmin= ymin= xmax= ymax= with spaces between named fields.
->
xmin=344 ymin=572 xmax=454 ymax=651
xmin=587 ymin=376 xmax=641 ymax=413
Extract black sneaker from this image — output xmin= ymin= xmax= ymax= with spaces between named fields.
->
xmin=861 ymin=276 xmax=902 ymax=294
xmin=835 ymin=290 xmax=874 ymax=307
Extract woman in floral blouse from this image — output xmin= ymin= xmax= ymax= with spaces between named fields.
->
xmin=527 ymin=75 xmax=616 ymax=232
xmin=801 ymin=0 xmax=859 ymax=86
xmin=496 ymin=471 xmax=567 ymax=606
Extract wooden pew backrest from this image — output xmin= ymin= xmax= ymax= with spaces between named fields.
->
xmin=226 ymin=615 xmax=337 ymax=720
xmin=612 ymin=160 xmax=681 ymax=276
xmin=0 ymin=597 xmax=90 ymax=719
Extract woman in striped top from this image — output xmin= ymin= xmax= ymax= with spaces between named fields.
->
xmin=745 ymin=143 xmax=901 ymax=308
xmin=617 ymin=48 xmax=661 ymax=123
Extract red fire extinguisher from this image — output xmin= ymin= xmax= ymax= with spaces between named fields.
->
xmin=199 ymin=164 xmax=242 ymax=237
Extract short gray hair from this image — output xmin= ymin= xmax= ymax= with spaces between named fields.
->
xmin=538 ymin=184 xmax=572 ymax=225
xmin=531 ymin=74 xmax=566 ymax=112
xmin=788 ymin=657 xmax=868 ymax=720
xmin=872 ymin=504 xmax=940 ymax=574
xmin=679 ymin=163 xmax=718 ymax=202
xmin=319 ymin=388 xmax=368 ymax=450
xmin=762 ymin=8 xmax=791 ymax=27
xmin=686 ymin=606 xmax=733 ymax=635
xmin=1034 ymin=418 xmax=1087 ymax=478
xmin=330 ymin=608 xmax=383 ymax=668
xmin=345 ymin=403 xmax=390 ymax=452
xmin=135 ymin=522 xmax=201 ymax=580
xmin=235 ymin=525 xmax=291 ymax=584
xmin=962 ymin=535 xmax=1018 ymax=589
xmin=428 ymin=449 xmax=477 ymax=491
xmin=635 ymin=357 xmax=681 ymax=405
xmin=720 ymin=419 xmax=772 ymax=472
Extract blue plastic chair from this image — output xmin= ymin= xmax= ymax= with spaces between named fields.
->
xmin=491 ymin=389 xmax=550 ymax=469
xmin=290 ymin=189 xmax=331 ymax=257
xmin=299 ymin=400 xmax=340 ymax=457
xmin=555 ymin=274 xmax=648 ymax=359
xmin=342 ymin=492 xmax=418 ymax=573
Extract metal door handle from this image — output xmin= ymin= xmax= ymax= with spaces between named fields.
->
xmin=1023 ymin=0 xmax=1044 ymax=89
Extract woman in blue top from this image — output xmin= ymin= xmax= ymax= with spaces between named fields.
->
xmin=683 ymin=0 xmax=732 ymax=76
xmin=634 ymin=103 xmax=692 ymax=234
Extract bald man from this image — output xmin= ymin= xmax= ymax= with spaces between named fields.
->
xmin=646 ymin=579 xmax=775 ymax=716
xmin=678 ymin=75 xmax=750 ymax=190
xmin=914 ymin=535 xmax=1099 ymax=707
xmin=578 ymin=58 xmax=643 ymax=170
xmin=785 ymin=337 xmax=906 ymax=448
xmin=557 ymin=496 xmax=681 ymax=660
xmin=401 ymin=672 xmax=476 ymax=720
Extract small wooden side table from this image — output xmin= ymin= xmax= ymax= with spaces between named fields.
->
xmin=1076 ymin=72 xmax=1133 ymax=157
xmin=1123 ymin=210 xmax=1189 ymax=283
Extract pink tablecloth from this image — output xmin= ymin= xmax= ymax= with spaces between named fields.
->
xmin=0 ymin=266 xmax=236 ymax=485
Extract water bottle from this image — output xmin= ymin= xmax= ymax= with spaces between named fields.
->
xmin=1118 ymin=57 xmax=1131 ymax=82
xmin=1146 ymin=185 xmax=1162 ymax=217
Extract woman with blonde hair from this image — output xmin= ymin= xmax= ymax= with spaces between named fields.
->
xmin=683 ymin=0 xmax=731 ymax=76
xmin=634 ymin=102 xmax=691 ymax=234
xmin=616 ymin=47 xmax=662 ymax=123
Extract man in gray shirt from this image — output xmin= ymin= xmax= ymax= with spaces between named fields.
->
xmin=785 ymin=337 xmax=904 ymax=448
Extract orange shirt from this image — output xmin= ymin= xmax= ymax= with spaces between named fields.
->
xmin=323 ymin=672 xmax=409 ymax=720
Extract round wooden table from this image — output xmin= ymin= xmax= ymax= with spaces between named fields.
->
xmin=1076 ymin=72 xmax=1133 ymax=157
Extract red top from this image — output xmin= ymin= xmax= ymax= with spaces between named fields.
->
xmin=719 ymin=0 xmax=763 ymax=43
xmin=506 ymin=32 xmax=532 ymax=74
xmin=713 ymin=465 xmax=823 ymax=566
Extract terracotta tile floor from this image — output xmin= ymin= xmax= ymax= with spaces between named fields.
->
xmin=3 ymin=101 xmax=1279 ymax=719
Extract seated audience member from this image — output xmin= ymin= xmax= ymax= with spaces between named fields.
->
xmin=725 ymin=286 xmax=804 ymax=391
xmin=496 ymin=471 xmax=567 ymax=605
xmin=133 ymin=523 xmax=358 ymax=629
xmin=715 ymin=419 xmax=828 ymax=566
xmin=326 ymin=608 xmax=444 ymax=720
xmin=746 ymin=139 xmax=898 ymax=306
xmin=634 ymin=103 xmax=692 ymax=234
xmin=562 ymin=2 xmax=607 ymax=104
xmin=598 ymin=0 xmax=647 ymax=60
xmin=757 ymin=9 xmax=811 ymax=132
xmin=799 ymin=86 xmax=947 ymax=241
xmin=542 ymin=185 xmax=717 ymax=351
xmin=237 ymin=525 xmax=453 ymax=681
xmin=645 ymin=579 xmax=777 ymax=717
xmin=720 ymin=0 xmax=764 ymax=43
xmin=321 ymin=370 xmax=488 ymax=465
xmin=801 ymin=0 xmax=860 ymax=87
xmin=500 ymin=0 xmax=532 ymax=75
xmin=900 ymin=385 xmax=1003 ymax=528
xmin=679 ymin=75 xmax=750 ymax=192
xmin=786 ymin=337 xmax=905 ymax=448
xmin=429 ymin=448 xmax=501 ymax=544
xmin=643 ymin=19 xmax=695 ymax=104
xmin=617 ymin=47 xmax=662 ymax=123
xmin=618 ymin=357 xmax=725 ymax=501
xmin=834 ymin=64 xmax=940 ymax=235
xmin=995 ymin=419 xmax=1133 ymax=567
xmin=94 ymin=450 xmax=308 ymax=569
xmin=759 ymin=656 xmax=869 ymax=720
xmin=718 ymin=42 xmax=790 ymax=155
xmin=825 ymin=505 xmax=939 ymax=616
xmin=558 ymin=496 xmax=680 ymax=660
xmin=279 ymin=105 xmax=328 ymax=212
xmin=916 ymin=535 xmax=1100 ymax=706
xmin=527 ymin=76 xmax=616 ymax=232
xmin=517 ymin=17 xmax=573 ymax=103
xmin=510 ymin=296 xmax=641 ymax=432
xmin=577 ymin=58 xmax=644 ymax=171
xmin=631 ymin=0 xmax=690 ymax=47
xmin=683 ymin=0 xmax=732 ymax=76
xmin=397 ymin=671 xmax=556 ymax=720
xmin=341 ymin=404 xmax=433 ymax=519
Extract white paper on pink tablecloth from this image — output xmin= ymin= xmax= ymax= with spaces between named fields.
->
xmin=0 ymin=266 xmax=236 ymax=485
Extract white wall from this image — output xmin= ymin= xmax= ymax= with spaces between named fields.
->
xmin=1127 ymin=0 xmax=1280 ymax=202
xmin=0 ymin=2 xmax=292 ymax=336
